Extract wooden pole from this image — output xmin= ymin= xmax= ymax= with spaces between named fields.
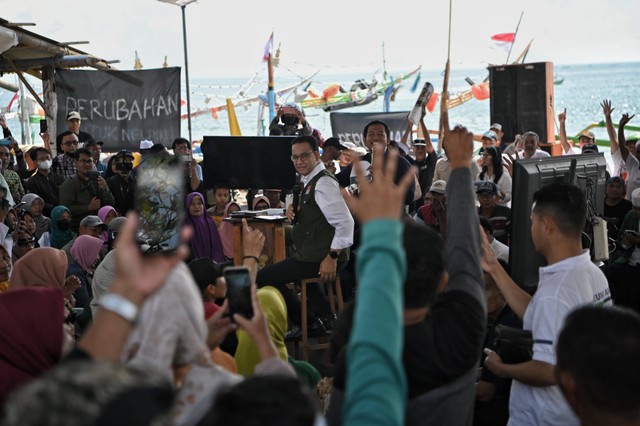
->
xmin=506 ymin=12 xmax=524 ymax=64
xmin=41 ymin=67 xmax=56 ymax=153
xmin=267 ymin=52 xmax=276 ymax=122
xmin=438 ymin=0 xmax=453 ymax=154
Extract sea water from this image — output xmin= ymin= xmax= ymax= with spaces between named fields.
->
xmin=1 ymin=62 xmax=638 ymax=145
xmin=183 ymin=61 xmax=640 ymax=143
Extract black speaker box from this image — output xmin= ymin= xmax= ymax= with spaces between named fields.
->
xmin=489 ymin=62 xmax=555 ymax=144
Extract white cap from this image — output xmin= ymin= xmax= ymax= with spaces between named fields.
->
xmin=342 ymin=142 xmax=358 ymax=150
xmin=429 ymin=180 xmax=447 ymax=194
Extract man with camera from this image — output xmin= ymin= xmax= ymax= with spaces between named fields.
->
xmin=172 ymin=137 xmax=202 ymax=193
xmin=268 ymin=103 xmax=324 ymax=144
xmin=107 ymin=150 xmax=136 ymax=215
xmin=59 ymin=147 xmax=115 ymax=232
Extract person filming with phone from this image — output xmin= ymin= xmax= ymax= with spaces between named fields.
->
xmin=172 ymin=137 xmax=202 ymax=194
xmin=59 ymin=148 xmax=115 ymax=232
xmin=268 ymin=103 xmax=324 ymax=144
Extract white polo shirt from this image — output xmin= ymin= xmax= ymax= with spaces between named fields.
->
xmin=508 ymin=250 xmax=612 ymax=426
xmin=612 ymin=150 xmax=640 ymax=201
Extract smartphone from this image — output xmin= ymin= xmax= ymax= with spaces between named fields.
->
xmin=135 ymin=152 xmax=184 ymax=255
xmin=224 ymin=266 xmax=253 ymax=320
xmin=39 ymin=119 xmax=47 ymax=134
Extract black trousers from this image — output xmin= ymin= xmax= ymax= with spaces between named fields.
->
xmin=256 ymin=256 xmax=346 ymax=326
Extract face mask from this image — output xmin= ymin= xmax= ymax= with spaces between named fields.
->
xmin=57 ymin=219 xmax=71 ymax=231
xmin=115 ymin=162 xmax=133 ymax=172
xmin=282 ymin=115 xmax=298 ymax=126
xmin=38 ymin=160 xmax=52 ymax=170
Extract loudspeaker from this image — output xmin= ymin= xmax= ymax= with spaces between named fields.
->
xmin=489 ymin=62 xmax=555 ymax=144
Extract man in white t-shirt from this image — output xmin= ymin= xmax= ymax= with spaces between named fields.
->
xmin=558 ymin=108 xmax=600 ymax=156
xmin=522 ymin=131 xmax=550 ymax=159
xmin=611 ymin=112 xmax=640 ymax=200
xmin=482 ymin=182 xmax=611 ymax=426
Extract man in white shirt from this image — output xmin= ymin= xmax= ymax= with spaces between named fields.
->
xmin=480 ymin=216 xmax=509 ymax=264
xmin=483 ymin=182 xmax=611 ymax=426
xmin=610 ymin=110 xmax=640 ymax=201
xmin=522 ymin=131 xmax=550 ymax=159
xmin=558 ymin=108 xmax=599 ymax=156
xmin=256 ymin=135 xmax=354 ymax=339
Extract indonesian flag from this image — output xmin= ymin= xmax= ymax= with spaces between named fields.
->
xmin=6 ymin=93 xmax=18 ymax=111
xmin=262 ymin=32 xmax=273 ymax=63
xmin=491 ymin=33 xmax=515 ymax=52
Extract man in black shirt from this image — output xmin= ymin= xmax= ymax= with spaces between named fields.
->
xmin=25 ymin=147 xmax=65 ymax=217
xmin=106 ymin=150 xmax=136 ymax=215
xmin=603 ymin=176 xmax=632 ymax=238
xmin=409 ymin=138 xmax=437 ymax=209
xmin=55 ymin=111 xmax=93 ymax=154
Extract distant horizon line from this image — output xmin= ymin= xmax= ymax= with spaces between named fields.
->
xmin=188 ymin=59 xmax=640 ymax=81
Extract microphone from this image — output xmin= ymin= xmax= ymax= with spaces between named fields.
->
xmin=291 ymin=183 xmax=301 ymax=225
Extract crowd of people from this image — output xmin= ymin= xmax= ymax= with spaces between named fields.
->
xmin=0 ymin=97 xmax=639 ymax=426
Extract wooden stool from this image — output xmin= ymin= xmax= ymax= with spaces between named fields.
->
xmin=299 ymin=276 xmax=344 ymax=361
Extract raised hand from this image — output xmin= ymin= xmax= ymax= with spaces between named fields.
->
xmin=111 ymin=213 xmax=191 ymax=305
xmin=341 ymin=144 xmax=414 ymax=224
xmin=443 ymin=125 xmax=474 ymax=169
xmin=619 ymin=113 xmax=635 ymax=128
xmin=503 ymin=152 xmax=519 ymax=177
xmin=558 ymin=108 xmax=567 ymax=123
xmin=242 ymin=218 xmax=265 ymax=258
xmin=600 ymin=99 xmax=614 ymax=117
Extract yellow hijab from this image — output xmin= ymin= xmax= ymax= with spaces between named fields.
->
xmin=234 ymin=286 xmax=288 ymax=376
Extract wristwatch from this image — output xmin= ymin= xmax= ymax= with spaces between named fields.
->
xmin=328 ymin=250 xmax=339 ymax=259
xmin=101 ymin=293 xmax=138 ymax=323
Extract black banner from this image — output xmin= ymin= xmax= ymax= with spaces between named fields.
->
xmin=330 ymin=111 xmax=410 ymax=146
xmin=55 ymin=68 xmax=181 ymax=151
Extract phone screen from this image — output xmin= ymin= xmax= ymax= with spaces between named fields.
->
xmin=135 ymin=153 xmax=184 ymax=254
xmin=39 ymin=119 xmax=47 ymax=134
xmin=224 ymin=266 xmax=253 ymax=319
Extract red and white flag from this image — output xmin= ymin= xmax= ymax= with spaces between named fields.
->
xmin=262 ymin=32 xmax=273 ymax=63
xmin=6 ymin=93 xmax=18 ymax=112
xmin=491 ymin=33 xmax=515 ymax=53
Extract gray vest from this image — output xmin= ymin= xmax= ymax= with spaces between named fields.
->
xmin=291 ymin=170 xmax=348 ymax=263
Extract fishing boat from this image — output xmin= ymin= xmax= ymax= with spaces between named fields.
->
xmin=180 ymin=71 xmax=319 ymax=120
xmin=299 ymin=66 xmax=422 ymax=112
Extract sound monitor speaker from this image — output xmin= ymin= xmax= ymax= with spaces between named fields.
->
xmin=489 ymin=62 xmax=555 ymax=144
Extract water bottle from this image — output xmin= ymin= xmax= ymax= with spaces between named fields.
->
xmin=408 ymin=82 xmax=434 ymax=125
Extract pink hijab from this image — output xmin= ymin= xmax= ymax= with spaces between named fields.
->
xmin=98 ymin=206 xmax=117 ymax=242
xmin=70 ymin=235 xmax=104 ymax=272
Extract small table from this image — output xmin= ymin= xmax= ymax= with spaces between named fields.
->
xmin=227 ymin=217 xmax=288 ymax=266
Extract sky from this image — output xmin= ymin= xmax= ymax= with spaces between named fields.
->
xmin=3 ymin=0 xmax=640 ymax=79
